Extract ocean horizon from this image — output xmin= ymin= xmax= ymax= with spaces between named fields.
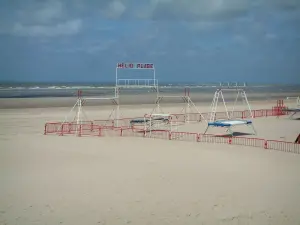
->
xmin=0 ymin=82 xmax=299 ymax=98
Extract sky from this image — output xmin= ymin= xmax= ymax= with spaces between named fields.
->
xmin=0 ymin=0 xmax=299 ymax=84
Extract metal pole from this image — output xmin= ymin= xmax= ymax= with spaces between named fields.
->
xmin=220 ymin=90 xmax=230 ymax=120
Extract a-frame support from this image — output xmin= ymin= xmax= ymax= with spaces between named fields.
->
xmin=151 ymin=88 xmax=207 ymax=123
xmin=58 ymin=89 xmax=120 ymax=135
xmin=209 ymin=86 xmax=253 ymax=122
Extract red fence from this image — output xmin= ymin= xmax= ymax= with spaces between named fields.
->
xmin=44 ymin=122 xmax=300 ymax=154
xmin=44 ymin=107 xmax=298 ymax=154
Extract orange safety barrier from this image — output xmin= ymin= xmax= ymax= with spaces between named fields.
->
xmin=170 ymin=132 xmax=198 ymax=142
xmin=198 ymin=134 xmax=230 ymax=144
xmin=148 ymin=130 xmax=170 ymax=140
xmin=266 ymin=140 xmax=300 ymax=154
xmin=44 ymin=106 xmax=300 ymax=154
xmin=231 ymin=137 xmax=265 ymax=148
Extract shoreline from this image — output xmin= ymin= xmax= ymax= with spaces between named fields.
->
xmin=0 ymin=92 xmax=299 ymax=109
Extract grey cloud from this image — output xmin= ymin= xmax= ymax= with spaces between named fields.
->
xmin=148 ymin=0 xmax=252 ymax=21
xmin=264 ymin=0 xmax=300 ymax=10
xmin=12 ymin=19 xmax=82 ymax=37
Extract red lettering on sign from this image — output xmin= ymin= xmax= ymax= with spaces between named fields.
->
xmin=117 ymin=63 xmax=124 ymax=68
xmin=117 ymin=63 xmax=154 ymax=69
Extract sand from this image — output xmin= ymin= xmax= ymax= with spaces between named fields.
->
xmin=1 ymin=99 xmax=300 ymax=225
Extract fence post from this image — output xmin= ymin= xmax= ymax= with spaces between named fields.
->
xmin=78 ymin=125 xmax=82 ymax=137
xmin=264 ymin=140 xmax=268 ymax=149
xmin=67 ymin=123 xmax=71 ymax=134
xmin=44 ymin=124 xmax=47 ymax=135
xmin=60 ymin=124 xmax=64 ymax=136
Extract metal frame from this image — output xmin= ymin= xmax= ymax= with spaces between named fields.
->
xmin=209 ymin=83 xmax=253 ymax=122
xmin=206 ymin=83 xmax=256 ymax=136
xmin=144 ymin=113 xmax=177 ymax=136
xmin=116 ymin=62 xmax=158 ymax=89
xmin=151 ymin=87 xmax=207 ymax=123
xmin=286 ymin=96 xmax=300 ymax=108
xmin=59 ymin=89 xmax=119 ymax=135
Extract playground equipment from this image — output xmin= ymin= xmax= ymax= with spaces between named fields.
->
xmin=204 ymin=119 xmax=256 ymax=136
xmin=204 ymin=82 xmax=256 ymax=136
xmin=151 ymin=87 xmax=207 ymax=123
xmin=272 ymin=99 xmax=287 ymax=117
xmin=286 ymin=96 xmax=300 ymax=108
xmin=58 ymin=62 xmax=158 ymax=134
xmin=130 ymin=113 xmax=178 ymax=135
xmin=57 ymin=89 xmax=119 ymax=135
xmin=283 ymin=97 xmax=300 ymax=119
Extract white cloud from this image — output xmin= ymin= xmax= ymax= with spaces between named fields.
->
xmin=265 ymin=33 xmax=277 ymax=40
xmin=264 ymin=0 xmax=300 ymax=10
xmin=134 ymin=0 xmax=252 ymax=21
xmin=12 ymin=19 xmax=82 ymax=37
xmin=233 ymin=35 xmax=248 ymax=44
xmin=15 ymin=0 xmax=65 ymax=25
xmin=86 ymin=40 xmax=116 ymax=54
xmin=102 ymin=1 xmax=126 ymax=19
xmin=33 ymin=0 xmax=63 ymax=23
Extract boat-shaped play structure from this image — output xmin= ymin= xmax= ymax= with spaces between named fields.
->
xmin=204 ymin=82 xmax=257 ymax=136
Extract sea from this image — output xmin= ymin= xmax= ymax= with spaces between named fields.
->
xmin=0 ymin=82 xmax=299 ymax=99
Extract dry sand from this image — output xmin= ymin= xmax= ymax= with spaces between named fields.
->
xmin=1 ymin=99 xmax=300 ymax=225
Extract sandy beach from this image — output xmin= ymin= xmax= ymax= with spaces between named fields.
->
xmin=1 ymin=98 xmax=300 ymax=225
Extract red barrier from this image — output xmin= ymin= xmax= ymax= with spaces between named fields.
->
xmin=122 ymin=128 xmax=146 ymax=138
xmin=99 ymin=127 xmax=122 ymax=137
xmin=170 ymin=132 xmax=198 ymax=142
xmin=198 ymin=134 xmax=229 ymax=144
xmin=231 ymin=137 xmax=265 ymax=148
xmin=266 ymin=140 xmax=300 ymax=154
xmin=44 ymin=122 xmax=62 ymax=134
xmin=148 ymin=130 xmax=170 ymax=140
xmin=93 ymin=119 xmax=114 ymax=127
xmin=44 ymin=107 xmax=300 ymax=154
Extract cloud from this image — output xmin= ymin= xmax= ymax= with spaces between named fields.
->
xmin=12 ymin=19 xmax=82 ymax=37
xmin=102 ymin=1 xmax=126 ymax=19
xmin=32 ymin=0 xmax=63 ymax=23
xmin=133 ymin=0 xmax=252 ymax=21
xmin=233 ymin=35 xmax=248 ymax=44
xmin=14 ymin=0 xmax=65 ymax=25
xmin=122 ymin=0 xmax=300 ymax=21
xmin=0 ymin=0 xmax=83 ymax=37
xmin=264 ymin=0 xmax=300 ymax=10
